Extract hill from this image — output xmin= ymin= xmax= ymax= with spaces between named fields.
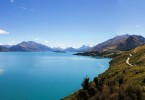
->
xmin=92 ymin=34 xmax=145 ymax=51
xmin=77 ymin=45 xmax=91 ymax=52
xmin=63 ymin=44 xmax=145 ymax=100
xmin=64 ymin=45 xmax=91 ymax=52
xmin=9 ymin=41 xmax=52 ymax=52
xmin=75 ymin=34 xmax=145 ymax=57
xmin=0 ymin=46 xmax=9 ymax=52
xmin=64 ymin=47 xmax=77 ymax=52
xmin=130 ymin=44 xmax=145 ymax=66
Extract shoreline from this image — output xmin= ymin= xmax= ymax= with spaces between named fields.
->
xmin=62 ymin=54 xmax=113 ymax=100
xmin=62 ymin=47 xmax=145 ymax=99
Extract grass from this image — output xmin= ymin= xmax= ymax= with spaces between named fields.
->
xmin=62 ymin=45 xmax=145 ymax=100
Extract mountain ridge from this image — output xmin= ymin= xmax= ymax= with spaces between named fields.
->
xmin=75 ymin=34 xmax=145 ymax=57
xmin=9 ymin=41 xmax=52 ymax=52
xmin=63 ymin=43 xmax=145 ymax=100
xmin=0 ymin=34 xmax=145 ymax=52
xmin=92 ymin=34 xmax=145 ymax=51
xmin=0 ymin=41 xmax=91 ymax=52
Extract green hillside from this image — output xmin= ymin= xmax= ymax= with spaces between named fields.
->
xmin=63 ymin=44 xmax=145 ymax=100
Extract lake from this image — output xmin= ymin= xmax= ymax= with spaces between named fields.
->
xmin=0 ymin=52 xmax=111 ymax=100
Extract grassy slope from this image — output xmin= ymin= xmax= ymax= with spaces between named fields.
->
xmin=63 ymin=45 xmax=145 ymax=100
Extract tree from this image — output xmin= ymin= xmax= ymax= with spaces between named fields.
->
xmin=118 ymin=76 xmax=124 ymax=87
xmin=82 ymin=77 xmax=90 ymax=91
xmin=124 ymin=85 xmax=143 ymax=100
xmin=118 ymin=76 xmax=124 ymax=100
xmin=77 ymin=90 xmax=88 ymax=100
xmin=88 ymin=87 xmax=96 ymax=96
xmin=94 ymin=77 xmax=99 ymax=87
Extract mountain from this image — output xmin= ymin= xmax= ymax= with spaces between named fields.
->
xmin=64 ymin=47 xmax=77 ymax=52
xmin=75 ymin=34 xmax=145 ymax=57
xmin=52 ymin=47 xmax=66 ymax=53
xmin=92 ymin=34 xmax=145 ymax=51
xmin=77 ymin=45 xmax=91 ymax=52
xmin=0 ymin=46 xmax=9 ymax=52
xmin=63 ymin=45 xmax=145 ymax=100
xmin=52 ymin=47 xmax=64 ymax=51
xmin=131 ymin=44 xmax=145 ymax=65
xmin=64 ymin=45 xmax=91 ymax=52
xmin=0 ymin=42 xmax=91 ymax=52
xmin=2 ymin=45 xmax=12 ymax=48
xmin=9 ymin=41 xmax=52 ymax=52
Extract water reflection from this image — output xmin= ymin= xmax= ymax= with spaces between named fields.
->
xmin=0 ymin=67 xmax=4 ymax=75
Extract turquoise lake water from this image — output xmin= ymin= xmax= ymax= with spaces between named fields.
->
xmin=0 ymin=52 xmax=111 ymax=100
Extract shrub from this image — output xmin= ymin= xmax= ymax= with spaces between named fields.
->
xmin=142 ymin=78 xmax=145 ymax=83
xmin=124 ymin=85 xmax=143 ymax=100
xmin=97 ymin=79 xmax=104 ymax=92
xmin=107 ymin=80 xmax=116 ymax=94
xmin=101 ymin=87 xmax=110 ymax=100
xmin=123 ymin=70 xmax=125 ymax=73
xmin=94 ymin=77 xmax=99 ymax=86
xmin=82 ymin=77 xmax=90 ymax=91
xmin=88 ymin=87 xmax=96 ymax=96
xmin=110 ymin=93 xmax=119 ymax=100
xmin=118 ymin=76 xmax=124 ymax=87
xmin=77 ymin=90 xmax=88 ymax=100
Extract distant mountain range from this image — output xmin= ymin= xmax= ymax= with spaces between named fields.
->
xmin=0 ymin=41 xmax=91 ymax=52
xmin=64 ymin=45 xmax=91 ymax=52
xmin=0 ymin=34 xmax=145 ymax=52
xmin=64 ymin=37 xmax=145 ymax=100
xmin=9 ymin=41 xmax=52 ymax=52
xmin=0 ymin=46 xmax=9 ymax=52
xmin=77 ymin=45 xmax=91 ymax=52
xmin=75 ymin=34 xmax=145 ymax=57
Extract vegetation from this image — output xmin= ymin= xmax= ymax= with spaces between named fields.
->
xmin=82 ymin=77 xmax=90 ymax=91
xmin=62 ymin=45 xmax=145 ymax=100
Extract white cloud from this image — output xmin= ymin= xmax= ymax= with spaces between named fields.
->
xmin=0 ymin=29 xmax=9 ymax=34
xmin=10 ymin=0 xmax=15 ymax=3
xmin=8 ymin=41 xmax=16 ymax=45
xmin=45 ymin=41 xmax=48 ymax=43
xmin=34 ymin=37 xmax=39 ymax=41
xmin=12 ymin=41 xmax=16 ymax=43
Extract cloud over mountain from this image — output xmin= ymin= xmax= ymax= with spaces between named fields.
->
xmin=0 ymin=29 xmax=9 ymax=34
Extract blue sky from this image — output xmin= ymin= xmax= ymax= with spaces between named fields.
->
xmin=0 ymin=0 xmax=145 ymax=48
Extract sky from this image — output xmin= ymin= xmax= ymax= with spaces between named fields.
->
xmin=0 ymin=0 xmax=145 ymax=48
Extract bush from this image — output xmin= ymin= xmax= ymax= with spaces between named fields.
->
xmin=118 ymin=76 xmax=124 ymax=87
xmin=110 ymin=93 xmax=119 ymax=100
xmin=95 ymin=77 xmax=105 ymax=92
xmin=88 ymin=87 xmax=96 ymax=96
xmin=101 ymin=87 xmax=110 ymax=100
xmin=94 ymin=77 xmax=99 ymax=86
xmin=77 ymin=90 xmax=88 ymax=100
xmin=107 ymin=80 xmax=116 ymax=94
xmin=82 ymin=77 xmax=90 ymax=91
xmin=94 ymin=77 xmax=100 ymax=91
xmin=124 ymin=85 xmax=143 ymax=100
xmin=142 ymin=78 xmax=145 ymax=83
xmin=123 ymin=70 xmax=125 ymax=73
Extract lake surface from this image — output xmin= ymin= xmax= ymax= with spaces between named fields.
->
xmin=0 ymin=52 xmax=111 ymax=100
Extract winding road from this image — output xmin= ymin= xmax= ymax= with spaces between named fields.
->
xmin=126 ymin=54 xmax=133 ymax=66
